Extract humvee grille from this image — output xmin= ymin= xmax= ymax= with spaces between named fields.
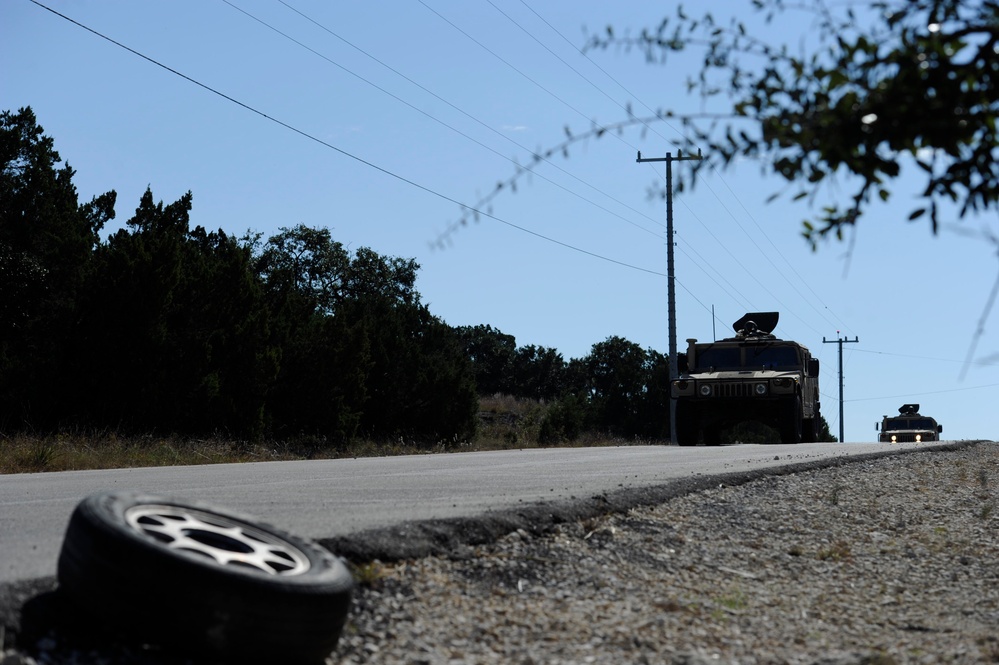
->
xmin=889 ymin=433 xmax=935 ymax=443
xmin=708 ymin=382 xmax=754 ymax=398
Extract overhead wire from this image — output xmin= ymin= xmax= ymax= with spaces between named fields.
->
xmin=273 ymin=0 xmax=678 ymax=241
xmin=846 ymin=381 xmax=999 ymax=403
xmin=26 ymin=0 xmax=678 ymax=284
xmin=515 ymin=0 xmax=854 ymax=338
xmin=416 ymin=0 xmax=645 ymax=157
xmin=33 ymin=0 xmax=854 ymax=343
xmin=852 ymin=347 xmax=999 ymax=368
xmin=482 ymin=0 xmax=763 ymax=320
xmin=220 ymin=0 xmax=663 ymax=241
xmin=486 ymin=0 xmax=677 ymax=150
xmin=498 ymin=4 xmax=992 ymax=434
xmin=273 ymin=0 xmax=836 ymax=333
xmin=269 ymin=1 xmax=760 ymax=318
xmin=420 ymin=1 xmax=797 ymax=325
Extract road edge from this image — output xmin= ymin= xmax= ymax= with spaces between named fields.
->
xmin=0 ymin=440 xmax=981 ymax=649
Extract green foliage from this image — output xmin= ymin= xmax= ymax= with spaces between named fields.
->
xmin=817 ymin=414 xmax=838 ymax=442
xmin=4 ymin=107 xmax=775 ymax=449
xmin=66 ymin=189 xmax=276 ymax=438
xmin=609 ymin=0 xmax=999 ymax=241
xmin=581 ymin=336 xmax=667 ymax=439
xmin=456 ymin=325 xmax=571 ymax=401
xmin=538 ymin=393 xmax=587 ymax=444
xmin=723 ymin=421 xmax=778 ymax=444
xmin=255 ymin=224 xmax=352 ymax=317
xmin=705 ymin=411 xmax=836 ymax=444
xmin=0 ymin=107 xmax=116 ymax=427
xmin=439 ymin=2 xmax=998 ymax=249
xmin=460 ymin=329 xmax=671 ymax=442
xmin=0 ymin=108 xmax=477 ymax=446
xmin=512 ymin=344 xmax=568 ymax=401
xmin=258 ymin=225 xmax=476 ymax=445
xmin=455 ymin=324 xmax=519 ymax=396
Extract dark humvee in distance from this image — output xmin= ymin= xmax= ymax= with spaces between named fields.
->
xmin=877 ymin=404 xmax=943 ymax=443
xmin=672 ymin=312 xmax=821 ymax=446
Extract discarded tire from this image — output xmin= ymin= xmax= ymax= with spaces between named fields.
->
xmin=57 ymin=491 xmax=353 ymax=664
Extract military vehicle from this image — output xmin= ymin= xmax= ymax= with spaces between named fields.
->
xmin=877 ymin=404 xmax=943 ymax=443
xmin=672 ymin=312 xmax=821 ymax=445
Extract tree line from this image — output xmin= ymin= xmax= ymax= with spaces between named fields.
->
xmin=1 ymin=107 xmax=678 ymax=448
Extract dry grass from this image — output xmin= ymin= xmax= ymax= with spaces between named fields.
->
xmin=0 ymin=395 xmax=632 ymax=474
xmin=0 ymin=431 xmax=304 ymax=474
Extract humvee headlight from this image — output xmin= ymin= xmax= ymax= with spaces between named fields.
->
xmin=770 ymin=377 xmax=795 ymax=394
xmin=891 ymin=435 xmax=897 ymax=443
xmin=915 ymin=434 xmax=922 ymax=442
xmin=754 ymin=383 xmax=768 ymax=395
xmin=699 ymin=384 xmax=712 ymax=397
xmin=672 ymin=380 xmax=695 ymax=398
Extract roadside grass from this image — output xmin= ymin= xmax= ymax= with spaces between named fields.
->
xmin=349 ymin=561 xmax=387 ymax=588
xmin=0 ymin=431 xmax=301 ymax=474
xmin=0 ymin=395 xmax=651 ymax=474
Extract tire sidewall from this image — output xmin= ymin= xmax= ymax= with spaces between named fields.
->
xmin=779 ymin=395 xmax=803 ymax=444
xmin=58 ymin=491 xmax=353 ymax=662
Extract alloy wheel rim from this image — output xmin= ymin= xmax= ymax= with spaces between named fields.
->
xmin=124 ymin=504 xmax=311 ymax=576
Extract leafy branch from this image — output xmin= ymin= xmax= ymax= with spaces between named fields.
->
xmin=442 ymin=0 xmax=999 ymax=251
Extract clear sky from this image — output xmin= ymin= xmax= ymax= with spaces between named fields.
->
xmin=4 ymin=1 xmax=996 ymax=443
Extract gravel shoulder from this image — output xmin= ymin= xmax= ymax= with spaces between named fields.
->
xmin=333 ymin=441 xmax=999 ymax=665
xmin=2 ymin=441 xmax=997 ymax=664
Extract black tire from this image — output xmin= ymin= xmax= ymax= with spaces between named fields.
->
xmin=57 ymin=491 xmax=353 ymax=664
xmin=802 ymin=416 xmax=818 ymax=443
xmin=702 ymin=423 xmax=723 ymax=447
xmin=779 ymin=395 xmax=804 ymax=444
xmin=674 ymin=401 xmax=699 ymax=446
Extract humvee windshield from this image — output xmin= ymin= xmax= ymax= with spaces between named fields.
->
xmin=696 ymin=344 xmax=800 ymax=370
xmin=747 ymin=345 xmax=800 ymax=368
xmin=696 ymin=347 xmax=741 ymax=369
xmin=885 ymin=418 xmax=936 ymax=431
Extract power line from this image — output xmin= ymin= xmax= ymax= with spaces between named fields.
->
xmin=504 ymin=2 xmax=791 ymax=333
xmin=221 ymin=0 xmax=661 ymax=241
xmin=475 ymin=0 xmax=825 ymax=334
xmin=26 ymin=0 xmax=668 ymax=280
xmin=493 ymin=2 xmax=855 ymax=338
xmin=851 ymin=347 xmax=999 ymax=368
xmin=35 ymin=0 xmax=858 ymax=345
xmin=846 ymin=382 xmax=999 ymax=403
xmin=417 ymin=0 xmax=641 ymax=156
xmin=265 ymin=0 xmax=749 ymax=323
xmin=262 ymin=1 xmax=669 ymax=241
xmin=486 ymin=0 xmax=674 ymax=148
xmin=398 ymin=0 xmax=831 ymax=341
xmin=516 ymin=0 xmax=683 ymax=151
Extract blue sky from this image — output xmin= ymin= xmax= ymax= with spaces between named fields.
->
xmin=4 ymin=1 xmax=996 ymax=443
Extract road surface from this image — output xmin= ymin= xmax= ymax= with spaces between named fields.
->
xmin=0 ymin=441 xmax=954 ymax=583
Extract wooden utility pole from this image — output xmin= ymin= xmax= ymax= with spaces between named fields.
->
xmin=823 ymin=333 xmax=859 ymax=442
xmin=636 ymin=149 xmax=701 ymax=445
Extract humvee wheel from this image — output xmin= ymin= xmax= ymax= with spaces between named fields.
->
xmin=674 ymin=401 xmax=699 ymax=446
xmin=702 ymin=424 xmax=723 ymax=447
xmin=802 ymin=416 xmax=818 ymax=443
xmin=779 ymin=395 xmax=804 ymax=444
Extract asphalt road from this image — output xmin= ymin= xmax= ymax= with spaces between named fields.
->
xmin=0 ymin=440 xmax=953 ymax=585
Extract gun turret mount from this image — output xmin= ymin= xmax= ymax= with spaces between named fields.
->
xmin=732 ymin=312 xmax=779 ymax=336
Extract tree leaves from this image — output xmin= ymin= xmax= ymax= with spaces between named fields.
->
xmin=609 ymin=1 xmax=998 ymax=241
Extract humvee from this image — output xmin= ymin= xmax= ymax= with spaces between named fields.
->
xmin=877 ymin=404 xmax=943 ymax=443
xmin=672 ymin=312 xmax=821 ymax=445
